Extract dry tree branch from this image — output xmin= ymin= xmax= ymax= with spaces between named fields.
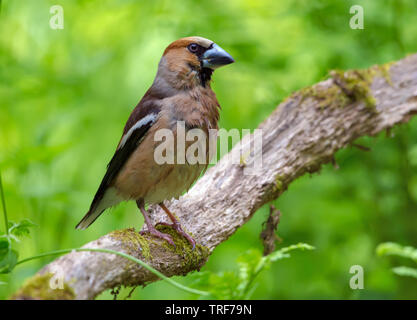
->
xmin=12 ymin=53 xmax=417 ymax=300
xmin=260 ymin=205 xmax=281 ymax=256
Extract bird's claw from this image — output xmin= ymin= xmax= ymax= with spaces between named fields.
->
xmin=140 ymin=228 xmax=176 ymax=247
xmin=155 ymin=221 xmax=196 ymax=250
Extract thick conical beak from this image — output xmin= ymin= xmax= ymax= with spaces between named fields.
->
xmin=202 ymin=43 xmax=234 ymax=69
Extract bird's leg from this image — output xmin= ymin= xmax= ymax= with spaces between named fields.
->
xmin=156 ymin=203 xmax=196 ymax=249
xmin=136 ymin=199 xmax=175 ymax=247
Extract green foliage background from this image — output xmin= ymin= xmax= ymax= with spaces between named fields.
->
xmin=1 ymin=0 xmax=417 ymax=299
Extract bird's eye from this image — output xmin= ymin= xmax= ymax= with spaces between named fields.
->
xmin=188 ymin=43 xmax=199 ymax=53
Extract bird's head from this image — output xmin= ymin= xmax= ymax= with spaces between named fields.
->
xmin=156 ymin=36 xmax=234 ymax=90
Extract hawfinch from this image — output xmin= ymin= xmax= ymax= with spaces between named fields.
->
xmin=76 ymin=37 xmax=234 ymax=248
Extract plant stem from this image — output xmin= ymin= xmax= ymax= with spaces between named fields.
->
xmin=0 ymin=171 xmax=9 ymax=235
xmin=16 ymin=247 xmax=209 ymax=296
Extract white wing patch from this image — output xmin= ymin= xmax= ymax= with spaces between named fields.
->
xmin=119 ymin=113 xmax=157 ymax=149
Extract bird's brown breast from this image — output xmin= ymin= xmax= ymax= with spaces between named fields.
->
xmin=114 ymin=86 xmax=219 ymax=203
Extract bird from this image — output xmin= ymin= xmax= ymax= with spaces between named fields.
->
xmin=75 ymin=36 xmax=234 ymax=248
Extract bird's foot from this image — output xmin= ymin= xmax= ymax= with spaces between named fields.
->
xmin=155 ymin=221 xmax=196 ymax=250
xmin=140 ymin=227 xmax=175 ymax=247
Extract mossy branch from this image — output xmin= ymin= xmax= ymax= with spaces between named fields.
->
xmin=12 ymin=246 xmax=209 ymax=299
xmin=12 ymin=53 xmax=417 ymax=300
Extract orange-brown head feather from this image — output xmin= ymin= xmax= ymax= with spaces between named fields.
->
xmin=155 ymin=36 xmax=233 ymax=90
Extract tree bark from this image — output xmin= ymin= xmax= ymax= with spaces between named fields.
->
xmin=12 ymin=53 xmax=417 ymax=300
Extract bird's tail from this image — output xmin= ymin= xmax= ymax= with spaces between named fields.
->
xmin=75 ymin=207 xmax=104 ymax=230
xmin=76 ymin=187 xmax=122 ymax=230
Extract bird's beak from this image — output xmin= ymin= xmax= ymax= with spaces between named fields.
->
xmin=202 ymin=43 xmax=234 ymax=69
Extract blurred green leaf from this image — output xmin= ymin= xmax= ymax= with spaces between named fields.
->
xmin=268 ymin=243 xmax=315 ymax=263
xmin=8 ymin=219 xmax=36 ymax=240
xmin=191 ymin=243 xmax=314 ymax=299
xmin=0 ymin=239 xmax=9 ymax=252
xmin=377 ymin=242 xmax=417 ymax=281
xmin=392 ymin=266 xmax=417 ymax=279
xmin=376 ymin=242 xmax=417 ymax=263
xmin=0 ymin=247 xmax=18 ymax=274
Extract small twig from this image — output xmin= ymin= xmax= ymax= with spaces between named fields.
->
xmin=331 ymin=156 xmax=339 ymax=170
xmin=330 ymin=71 xmax=355 ymax=99
xmin=124 ymin=286 xmax=138 ymax=300
xmin=260 ymin=205 xmax=281 ymax=256
xmin=111 ymin=286 xmax=121 ymax=300
xmin=351 ymin=143 xmax=371 ymax=152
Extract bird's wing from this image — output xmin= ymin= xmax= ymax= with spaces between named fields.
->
xmin=76 ymin=99 xmax=161 ymax=229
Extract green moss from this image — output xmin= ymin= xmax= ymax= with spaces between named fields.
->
xmin=11 ymin=273 xmax=75 ymax=300
xmin=297 ymin=87 xmax=313 ymax=104
xmin=239 ymin=150 xmax=251 ymax=167
xmin=330 ymin=69 xmax=377 ymax=110
xmin=155 ymin=224 xmax=210 ymax=271
xmin=298 ymin=62 xmax=394 ymax=111
xmin=240 ymin=155 xmax=247 ymax=167
xmin=110 ymin=226 xmax=209 ymax=271
xmin=302 ymin=84 xmax=350 ymax=110
xmin=110 ymin=228 xmax=152 ymax=260
xmin=377 ymin=62 xmax=394 ymax=86
xmin=274 ymin=175 xmax=284 ymax=193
